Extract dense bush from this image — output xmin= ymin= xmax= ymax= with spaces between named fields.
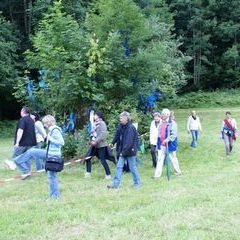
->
xmin=0 ymin=120 xmax=16 ymax=139
xmin=158 ymin=89 xmax=240 ymax=108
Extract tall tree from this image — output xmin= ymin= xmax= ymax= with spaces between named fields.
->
xmin=0 ymin=14 xmax=20 ymax=119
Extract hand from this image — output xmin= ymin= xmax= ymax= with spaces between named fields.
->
xmin=163 ymin=139 xmax=169 ymax=145
xmin=90 ymin=141 xmax=97 ymax=146
xmin=109 ymin=143 xmax=114 ymax=148
xmin=14 ymin=143 xmax=19 ymax=147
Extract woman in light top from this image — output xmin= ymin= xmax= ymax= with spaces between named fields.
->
xmin=187 ymin=111 xmax=202 ymax=148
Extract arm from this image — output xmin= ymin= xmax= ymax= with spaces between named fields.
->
xmin=94 ymin=122 xmax=107 ymax=144
xmin=187 ymin=117 xmax=190 ymax=132
xmin=166 ymin=122 xmax=177 ymax=142
xmin=121 ymin=127 xmax=136 ymax=157
xmin=36 ymin=121 xmax=47 ymax=139
xmin=48 ymin=129 xmax=64 ymax=146
xmin=15 ymin=129 xmax=23 ymax=146
xmin=198 ymin=117 xmax=202 ymax=131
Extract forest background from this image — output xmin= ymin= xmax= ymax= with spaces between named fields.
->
xmin=0 ymin=0 xmax=239 ymax=126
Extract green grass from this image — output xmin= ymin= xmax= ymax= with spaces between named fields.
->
xmin=1 ymin=108 xmax=240 ymax=240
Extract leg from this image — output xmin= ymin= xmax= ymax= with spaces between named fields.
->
xmin=85 ymin=159 xmax=91 ymax=173
xmin=112 ymin=156 xmax=125 ymax=187
xmin=169 ymin=151 xmax=181 ymax=174
xmin=127 ymin=156 xmax=141 ymax=186
xmin=190 ymin=130 xmax=196 ymax=147
xmin=48 ymin=171 xmax=60 ymax=198
xmin=223 ymin=133 xmax=230 ymax=155
xmin=154 ymin=147 xmax=166 ymax=178
xmin=229 ymin=136 xmax=233 ymax=153
xmin=14 ymin=148 xmax=47 ymax=174
xmin=150 ymin=144 xmax=157 ymax=167
xmin=35 ymin=142 xmax=45 ymax=170
xmin=97 ymin=147 xmax=111 ymax=176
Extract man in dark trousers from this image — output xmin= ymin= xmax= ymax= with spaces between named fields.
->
xmin=108 ymin=111 xmax=141 ymax=189
xmin=5 ymin=107 xmax=37 ymax=170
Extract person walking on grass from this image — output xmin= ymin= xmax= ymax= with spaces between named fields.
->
xmin=14 ymin=115 xmax=64 ymax=198
xmin=108 ymin=111 xmax=141 ymax=189
xmin=187 ymin=110 xmax=202 ymax=148
xmin=149 ymin=112 xmax=161 ymax=168
xmin=31 ymin=111 xmax=47 ymax=170
xmin=154 ymin=108 xmax=181 ymax=178
xmin=85 ymin=112 xmax=112 ymax=179
xmin=221 ymin=111 xmax=237 ymax=156
xmin=5 ymin=107 xmax=36 ymax=170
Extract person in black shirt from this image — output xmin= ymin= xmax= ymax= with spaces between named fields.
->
xmin=5 ymin=107 xmax=37 ymax=170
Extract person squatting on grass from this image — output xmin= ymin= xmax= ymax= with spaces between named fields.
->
xmin=14 ymin=115 xmax=64 ymax=199
xmin=187 ymin=110 xmax=202 ymax=148
xmin=221 ymin=111 xmax=237 ymax=156
xmin=149 ymin=112 xmax=161 ymax=168
xmin=108 ymin=111 xmax=141 ymax=189
xmin=4 ymin=107 xmax=37 ymax=170
xmin=154 ymin=108 xmax=181 ymax=178
xmin=85 ymin=112 xmax=112 ymax=179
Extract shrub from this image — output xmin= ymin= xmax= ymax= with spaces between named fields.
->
xmin=0 ymin=120 xmax=16 ymax=139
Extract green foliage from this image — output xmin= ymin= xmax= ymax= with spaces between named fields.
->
xmin=14 ymin=1 xmax=96 ymax=113
xmin=86 ymin=0 xmax=188 ymax=109
xmin=0 ymin=120 xmax=16 ymax=138
xmin=159 ymin=89 xmax=240 ymax=108
xmin=167 ymin=0 xmax=240 ymax=89
xmin=62 ymin=134 xmax=78 ymax=159
xmin=0 ymin=14 xmax=20 ymax=119
xmin=13 ymin=0 xmax=187 ymax=120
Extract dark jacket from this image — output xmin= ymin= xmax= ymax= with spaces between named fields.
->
xmin=118 ymin=122 xmax=138 ymax=157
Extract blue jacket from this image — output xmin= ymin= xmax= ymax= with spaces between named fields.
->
xmin=118 ymin=122 xmax=138 ymax=157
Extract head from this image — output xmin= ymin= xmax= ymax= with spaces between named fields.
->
xmin=94 ymin=112 xmax=105 ymax=122
xmin=161 ymin=108 xmax=170 ymax=121
xmin=20 ymin=107 xmax=30 ymax=117
xmin=225 ymin=111 xmax=231 ymax=119
xmin=42 ymin=115 xmax=56 ymax=129
xmin=153 ymin=112 xmax=161 ymax=122
xmin=191 ymin=110 xmax=196 ymax=117
xmin=30 ymin=111 xmax=40 ymax=122
xmin=119 ymin=111 xmax=130 ymax=125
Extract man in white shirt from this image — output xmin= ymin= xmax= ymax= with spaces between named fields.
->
xmin=187 ymin=110 xmax=202 ymax=148
xmin=149 ymin=112 xmax=161 ymax=167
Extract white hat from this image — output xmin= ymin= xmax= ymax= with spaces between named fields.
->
xmin=161 ymin=108 xmax=170 ymax=116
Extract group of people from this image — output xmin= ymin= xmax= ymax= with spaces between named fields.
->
xmin=4 ymin=106 xmax=237 ymax=199
xmin=5 ymin=107 xmax=64 ymax=199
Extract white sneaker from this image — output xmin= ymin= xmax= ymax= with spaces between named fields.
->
xmin=105 ymin=175 xmax=111 ymax=180
xmin=21 ymin=173 xmax=31 ymax=180
xmin=84 ymin=172 xmax=91 ymax=178
xmin=4 ymin=160 xmax=17 ymax=170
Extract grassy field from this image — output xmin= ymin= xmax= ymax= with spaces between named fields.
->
xmin=0 ymin=108 xmax=240 ymax=240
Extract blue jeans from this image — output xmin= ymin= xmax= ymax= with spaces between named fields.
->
xmin=14 ymin=148 xmax=47 ymax=174
xmin=48 ymin=171 xmax=59 ymax=198
xmin=113 ymin=156 xmax=140 ymax=187
xmin=190 ymin=130 xmax=198 ymax=147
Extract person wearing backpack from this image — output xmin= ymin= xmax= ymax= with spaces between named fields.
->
xmin=221 ymin=111 xmax=237 ymax=155
xmin=14 ymin=115 xmax=64 ymax=199
xmin=154 ymin=108 xmax=181 ymax=178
